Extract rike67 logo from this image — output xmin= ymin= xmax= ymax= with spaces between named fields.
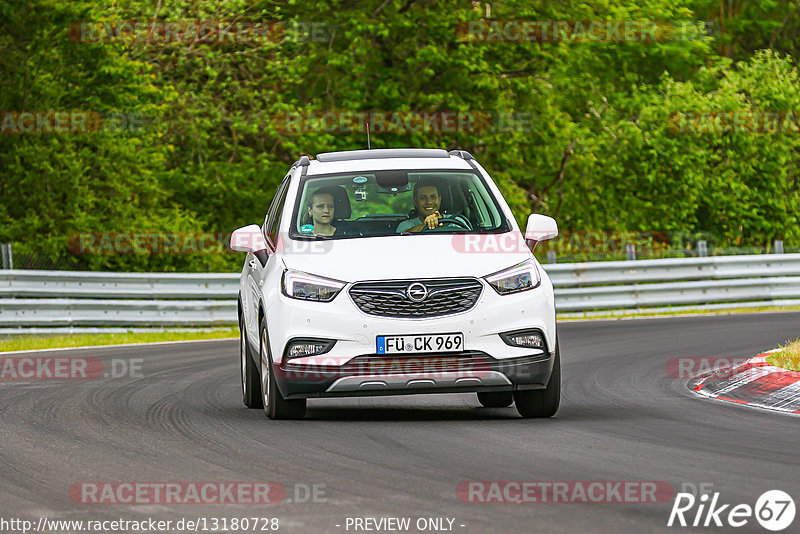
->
xmin=668 ymin=489 xmax=795 ymax=531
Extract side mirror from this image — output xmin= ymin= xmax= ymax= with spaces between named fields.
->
xmin=230 ymin=224 xmax=269 ymax=265
xmin=524 ymin=214 xmax=558 ymax=251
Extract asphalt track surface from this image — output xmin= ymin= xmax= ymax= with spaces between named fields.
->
xmin=2 ymin=312 xmax=800 ymax=534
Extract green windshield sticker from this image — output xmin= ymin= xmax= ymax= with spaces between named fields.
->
xmin=300 ymin=224 xmax=315 ymax=233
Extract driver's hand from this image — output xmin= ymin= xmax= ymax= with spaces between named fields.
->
xmin=424 ymin=211 xmax=443 ymax=229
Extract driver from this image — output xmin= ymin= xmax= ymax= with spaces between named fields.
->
xmin=396 ymin=179 xmax=443 ymax=232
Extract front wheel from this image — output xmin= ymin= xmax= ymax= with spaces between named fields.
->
xmin=240 ymin=314 xmax=263 ymax=409
xmin=260 ymin=316 xmax=307 ymax=420
xmin=514 ymin=341 xmax=561 ymax=418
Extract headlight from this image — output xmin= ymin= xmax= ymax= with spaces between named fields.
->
xmin=484 ymin=260 xmax=541 ymax=295
xmin=282 ymin=270 xmax=346 ymax=302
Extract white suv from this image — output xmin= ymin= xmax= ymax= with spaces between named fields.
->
xmin=231 ymin=148 xmax=560 ymax=419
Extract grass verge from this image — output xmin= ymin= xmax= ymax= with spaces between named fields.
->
xmin=766 ymin=339 xmax=800 ymax=371
xmin=0 ymin=328 xmax=239 ymax=353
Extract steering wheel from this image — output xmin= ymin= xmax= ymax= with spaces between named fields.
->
xmin=421 ymin=214 xmax=473 ymax=232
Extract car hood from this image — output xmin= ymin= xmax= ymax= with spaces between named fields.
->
xmin=279 ymin=233 xmax=532 ymax=283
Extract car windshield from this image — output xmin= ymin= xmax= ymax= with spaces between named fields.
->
xmin=290 ymin=170 xmax=509 ymax=240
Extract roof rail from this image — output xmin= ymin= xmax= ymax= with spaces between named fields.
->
xmin=315 ymin=148 xmax=450 ymax=162
xmin=448 ymin=150 xmax=474 ymax=160
xmin=293 ymin=155 xmax=310 ymax=167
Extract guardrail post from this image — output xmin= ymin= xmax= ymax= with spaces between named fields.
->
xmin=774 ymin=240 xmax=784 ymax=254
xmin=0 ymin=243 xmax=12 ymax=269
xmin=547 ymin=251 xmax=557 ymax=264
xmin=625 ymin=244 xmax=636 ymax=261
xmin=698 ymin=241 xmax=708 ymax=257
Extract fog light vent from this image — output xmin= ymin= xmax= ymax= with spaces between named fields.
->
xmin=286 ymin=339 xmax=335 ymax=359
xmin=500 ymin=331 xmax=545 ymax=349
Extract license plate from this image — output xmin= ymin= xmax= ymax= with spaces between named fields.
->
xmin=376 ymin=333 xmax=464 ymax=354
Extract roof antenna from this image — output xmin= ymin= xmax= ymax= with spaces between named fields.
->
xmin=365 ymin=122 xmax=371 ymax=149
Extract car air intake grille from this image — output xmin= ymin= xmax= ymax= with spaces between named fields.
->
xmin=349 ymin=278 xmax=483 ymax=318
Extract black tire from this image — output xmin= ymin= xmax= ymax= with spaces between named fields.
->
xmin=477 ymin=391 xmax=514 ymax=408
xmin=259 ymin=316 xmax=307 ymax=420
xmin=240 ymin=313 xmax=263 ymax=409
xmin=514 ymin=341 xmax=561 ymax=418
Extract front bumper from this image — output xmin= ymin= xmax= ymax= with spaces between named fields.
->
xmin=274 ymin=351 xmax=555 ymax=399
xmin=264 ymin=274 xmax=557 ymax=400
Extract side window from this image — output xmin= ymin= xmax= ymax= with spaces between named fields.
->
xmin=264 ymin=175 xmax=291 ymax=248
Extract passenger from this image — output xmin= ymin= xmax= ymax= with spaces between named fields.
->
xmin=396 ymin=179 xmax=443 ymax=232
xmin=303 ymin=189 xmax=337 ymax=236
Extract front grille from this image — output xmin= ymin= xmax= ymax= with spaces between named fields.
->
xmin=349 ymin=278 xmax=483 ymax=318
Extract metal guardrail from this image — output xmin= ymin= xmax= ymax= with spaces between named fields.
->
xmin=545 ymin=254 xmax=800 ymax=286
xmin=0 ymin=271 xmax=239 ymax=327
xmin=0 ymin=298 xmax=235 ymax=326
xmin=555 ymin=277 xmax=800 ymax=310
xmin=0 ymin=254 xmax=799 ymax=327
xmin=0 ymin=271 xmax=236 ymax=299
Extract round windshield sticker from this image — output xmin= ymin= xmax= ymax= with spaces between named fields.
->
xmin=353 ymin=176 xmax=368 ymax=184
xmin=300 ymin=224 xmax=315 ymax=233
